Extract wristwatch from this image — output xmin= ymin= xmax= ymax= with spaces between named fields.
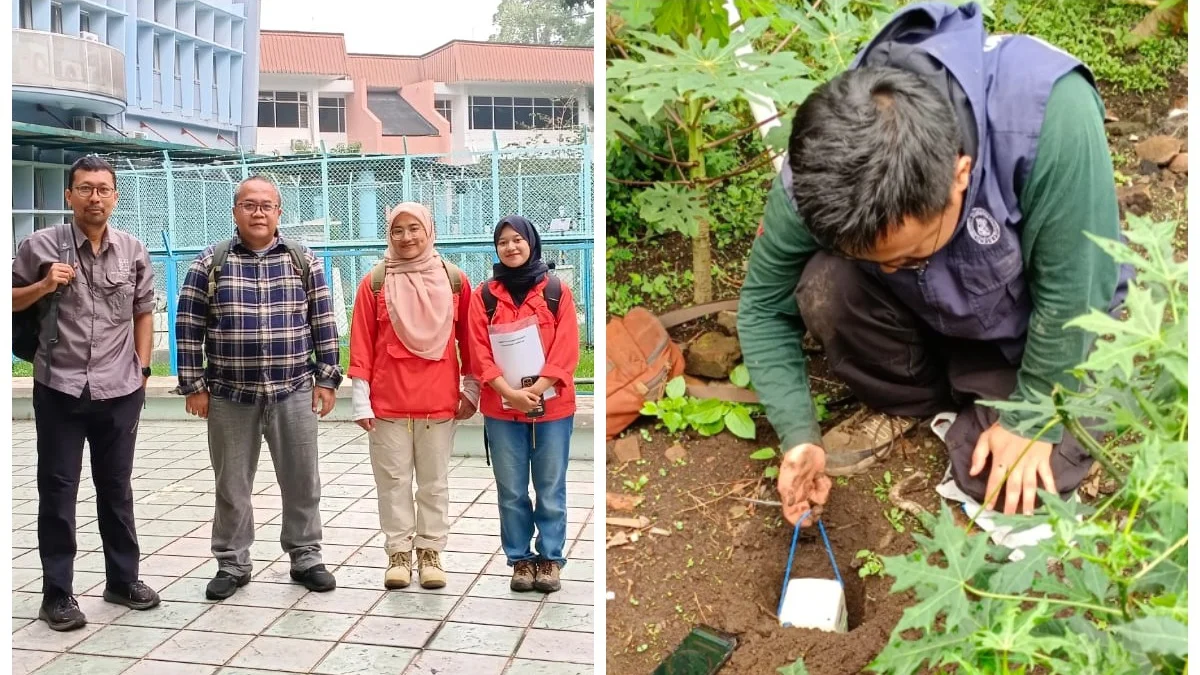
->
xmin=141 ymin=366 xmax=152 ymax=378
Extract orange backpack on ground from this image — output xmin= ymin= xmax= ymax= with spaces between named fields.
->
xmin=605 ymin=307 xmax=685 ymax=439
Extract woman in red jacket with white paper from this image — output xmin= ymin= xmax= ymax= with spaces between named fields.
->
xmin=348 ymin=202 xmax=479 ymax=591
xmin=468 ymin=215 xmax=579 ymax=594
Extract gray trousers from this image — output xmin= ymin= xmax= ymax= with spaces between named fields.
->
xmin=207 ymin=385 xmax=323 ymax=575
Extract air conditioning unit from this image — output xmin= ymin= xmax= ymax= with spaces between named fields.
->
xmin=290 ymin=139 xmax=311 ymax=153
xmin=72 ymin=116 xmax=103 ymax=134
xmin=129 ymin=131 xmax=147 ymax=140
xmin=79 ymin=31 xmax=100 ymax=42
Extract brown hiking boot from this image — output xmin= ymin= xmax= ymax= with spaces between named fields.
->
xmin=533 ymin=559 xmax=561 ymax=593
xmin=417 ymin=549 xmax=447 ymax=589
xmin=384 ymin=552 xmax=411 ymax=589
xmin=821 ymin=410 xmax=917 ymax=477
xmin=510 ymin=560 xmax=536 ymax=592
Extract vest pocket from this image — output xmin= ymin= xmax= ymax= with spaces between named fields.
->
xmin=959 ymin=237 xmax=1024 ymax=331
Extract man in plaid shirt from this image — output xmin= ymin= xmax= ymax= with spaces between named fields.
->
xmin=174 ymin=175 xmax=343 ymax=600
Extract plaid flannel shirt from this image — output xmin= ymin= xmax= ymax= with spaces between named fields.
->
xmin=174 ymin=236 xmax=343 ymax=403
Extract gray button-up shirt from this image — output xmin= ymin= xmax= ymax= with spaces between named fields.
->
xmin=12 ymin=224 xmax=156 ymax=400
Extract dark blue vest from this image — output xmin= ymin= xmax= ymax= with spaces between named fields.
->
xmin=785 ymin=2 xmax=1127 ymax=364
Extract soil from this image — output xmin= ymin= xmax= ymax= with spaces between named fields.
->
xmin=606 ymin=68 xmax=1187 ymax=675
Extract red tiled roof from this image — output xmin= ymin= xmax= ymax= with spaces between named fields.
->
xmin=348 ymin=40 xmax=593 ymax=86
xmin=260 ymin=31 xmax=350 ymax=77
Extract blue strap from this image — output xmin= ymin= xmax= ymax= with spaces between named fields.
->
xmin=777 ymin=511 xmax=843 ymax=622
xmin=819 ymin=520 xmax=844 ymax=587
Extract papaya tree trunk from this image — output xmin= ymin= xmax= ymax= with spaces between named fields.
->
xmin=688 ymin=108 xmax=713 ymax=305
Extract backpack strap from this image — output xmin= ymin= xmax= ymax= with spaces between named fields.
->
xmin=481 ymin=283 xmax=498 ymax=323
xmin=43 ymin=223 xmax=74 ymax=349
xmin=372 ymin=259 xmax=463 ymax=295
xmin=206 ymin=238 xmax=234 ymax=305
xmin=209 ymin=237 xmax=313 ymax=305
xmin=481 ymin=274 xmax=561 ymax=324
xmin=279 ymin=238 xmax=313 ymax=295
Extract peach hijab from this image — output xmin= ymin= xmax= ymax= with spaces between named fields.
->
xmin=382 ymin=202 xmax=453 ymax=360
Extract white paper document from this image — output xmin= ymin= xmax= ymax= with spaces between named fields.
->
xmin=488 ymin=316 xmax=556 ymax=409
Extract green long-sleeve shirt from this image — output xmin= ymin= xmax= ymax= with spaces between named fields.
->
xmin=737 ymin=71 xmax=1121 ymax=449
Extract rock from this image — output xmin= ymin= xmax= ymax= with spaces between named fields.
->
xmin=612 ymin=436 xmax=641 ymax=463
xmin=1117 ymin=184 xmax=1153 ymax=217
xmin=606 ymin=492 xmax=644 ymax=512
xmin=1168 ymin=152 xmax=1188 ymax=173
xmin=1106 ymin=121 xmax=1148 ymax=138
xmin=717 ymin=310 xmax=738 ymax=336
xmin=685 ymin=332 xmax=742 ymax=379
xmin=1138 ymin=159 xmax=1161 ymax=176
xmin=664 ymin=444 xmax=687 ymax=462
xmin=1172 ymin=95 xmax=1188 ymax=110
xmin=1134 ymin=135 xmax=1182 ymax=165
xmin=1132 ymin=108 xmax=1155 ymax=126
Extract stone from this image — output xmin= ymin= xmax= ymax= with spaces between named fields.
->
xmin=1134 ymin=135 xmax=1182 ymax=165
xmin=1117 ymin=184 xmax=1153 ymax=217
xmin=716 ymin=310 xmax=738 ymax=336
xmin=664 ymin=444 xmax=687 ymax=462
xmin=1106 ymin=121 xmax=1147 ymax=138
xmin=1168 ymin=152 xmax=1188 ymax=173
xmin=612 ymin=436 xmax=640 ymax=463
xmin=685 ymin=332 xmax=742 ymax=379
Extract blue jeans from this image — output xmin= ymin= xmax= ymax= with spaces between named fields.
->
xmin=484 ymin=415 xmax=574 ymax=567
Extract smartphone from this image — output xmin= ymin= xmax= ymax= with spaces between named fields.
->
xmin=652 ymin=625 xmax=737 ymax=675
xmin=522 ymin=376 xmax=546 ymax=418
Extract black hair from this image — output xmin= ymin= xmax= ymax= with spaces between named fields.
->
xmin=787 ymin=66 xmax=961 ymax=255
xmin=68 ymin=155 xmax=117 ymax=188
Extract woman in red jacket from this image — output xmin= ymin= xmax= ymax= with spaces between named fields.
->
xmin=468 ymin=215 xmax=579 ymax=594
xmin=348 ymin=202 xmax=479 ymax=591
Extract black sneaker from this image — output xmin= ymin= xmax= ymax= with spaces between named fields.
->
xmin=103 ymin=581 xmax=161 ymax=610
xmin=205 ymin=571 xmax=251 ymax=600
xmin=39 ymin=595 xmax=87 ymax=632
xmin=290 ymin=564 xmax=336 ymax=592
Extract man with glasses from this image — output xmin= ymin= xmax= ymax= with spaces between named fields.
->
xmin=12 ymin=155 xmax=160 ymax=631
xmin=738 ymin=3 xmax=1129 ymax=523
xmin=174 ymin=175 xmax=342 ymax=599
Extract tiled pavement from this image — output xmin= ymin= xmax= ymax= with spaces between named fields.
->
xmin=11 ymin=420 xmax=596 ymax=674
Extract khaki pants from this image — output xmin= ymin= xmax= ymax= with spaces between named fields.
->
xmin=368 ymin=418 xmax=456 ymax=553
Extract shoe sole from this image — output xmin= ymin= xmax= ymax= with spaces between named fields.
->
xmin=291 ymin=573 xmax=336 ymax=593
xmin=420 ymin=579 xmax=446 ymax=590
xmin=38 ymin=609 xmax=86 ymax=632
xmin=205 ymin=575 xmax=251 ymax=600
xmin=510 ymin=582 xmax=535 ymax=592
xmin=384 ymin=579 xmax=411 ymax=590
xmin=102 ymin=590 xmax=160 ymax=611
xmin=533 ymin=583 xmax=560 ymax=593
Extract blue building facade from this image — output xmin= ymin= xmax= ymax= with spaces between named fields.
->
xmin=11 ymin=0 xmax=261 ymax=245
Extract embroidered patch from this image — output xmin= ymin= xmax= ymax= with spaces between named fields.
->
xmin=967 ymin=208 xmax=1002 ymax=245
xmin=117 ymin=258 xmax=131 ymax=276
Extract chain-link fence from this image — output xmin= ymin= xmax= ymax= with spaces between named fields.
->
xmin=103 ymin=141 xmax=594 ymax=380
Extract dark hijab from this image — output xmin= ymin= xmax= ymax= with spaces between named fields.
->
xmin=492 ymin=215 xmax=550 ymax=307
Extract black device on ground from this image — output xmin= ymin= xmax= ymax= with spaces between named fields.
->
xmin=522 ymin=376 xmax=546 ymax=418
xmin=652 ymin=625 xmax=738 ymax=675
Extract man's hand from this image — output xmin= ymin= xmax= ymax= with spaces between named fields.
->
xmin=777 ymin=443 xmax=833 ymax=527
xmin=969 ymin=422 xmax=1057 ymax=515
xmin=312 ymin=386 xmax=336 ymax=418
xmin=185 ymin=391 xmax=210 ymax=419
xmin=356 ymin=418 xmax=376 ymax=432
xmin=502 ymin=388 xmax=541 ymax=414
xmin=455 ymin=394 xmax=477 ymax=420
xmin=42 ymin=262 xmax=75 ymax=290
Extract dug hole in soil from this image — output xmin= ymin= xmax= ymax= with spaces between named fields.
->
xmin=606 ymin=363 xmax=950 ymax=675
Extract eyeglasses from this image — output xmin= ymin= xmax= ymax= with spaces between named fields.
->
xmin=833 ymin=206 xmax=954 ymax=272
xmin=71 ymin=185 xmax=115 ymax=198
xmin=236 ymin=202 xmax=279 ymax=214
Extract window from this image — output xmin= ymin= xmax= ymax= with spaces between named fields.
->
xmin=51 ymin=3 xmax=63 ymax=34
xmin=19 ymin=0 xmax=32 ymax=29
xmin=80 ymin=11 xmax=90 ymax=34
xmin=434 ymin=100 xmax=453 ymax=131
xmin=468 ymin=96 xmax=577 ymax=130
xmin=153 ymin=35 xmax=161 ymax=73
xmin=258 ymin=91 xmax=309 ymax=128
xmin=173 ymin=42 xmax=182 ymax=109
xmin=318 ymin=97 xmax=345 ymax=133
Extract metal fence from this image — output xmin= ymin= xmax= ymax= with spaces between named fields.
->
xmin=102 ymin=138 xmax=594 ymax=376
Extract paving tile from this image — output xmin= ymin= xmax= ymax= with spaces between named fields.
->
xmin=427 ymin=622 xmax=523 ymax=656
xmin=190 ymin=604 xmax=285 ymax=634
xmin=133 ymin=534 xmax=179 ymax=554
xmin=515 ymin=628 xmax=594 ymax=664
xmin=570 ymin=539 xmax=594 ymax=560
xmin=342 ymin=616 xmax=439 ymax=649
xmin=320 ymin=527 xmax=377 ymax=547
xmin=262 ymin=609 xmax=359 ymax=641
xmin=340 ymin=548 xmax=386 ymax=569
xmin=404 ymin=650 xmax=507 ymax=675
xmin=12 ymin=649 xmax=57 ymax=675
xmin=146 ymin=629 xmax=254 ymax=665
xmin=440 ymin=551 xmax=492 ymax=575
xmin=326 ymin=511 xmax=379 ymax=529
xmin=158 ymin=577 xmax=220 ymax=605
xmin=140 ymin=554 xmax=208 ymax=578
xmin=315 ymin=543 xmax=360 ymax=566
xmin=403 ymin=571 xmax=477 ymax=595
xmin=71 ymin=624 xmax=177 ymax=658
xmin=229 ymin=635 xmax=337 ymax=672
xmin=13 ymin=619 xmax=35 ymax=633
xmin=293 ymin=587 xmax=383 ymax=614
xmin=461 ymin=503 xmax=501 ymax=519
xmin=220 ymin=582 xmax=308 ymax=610
xmin=449 ymin=597 xmax=538 ymax=627
xmin=29 ymin=653 xmax=136 ymax=675
xmin=13 ymin=591 xmax=44 ymax=619
xmin=448 ymin=488 xmax=485 ymax=503
xmin=72 ymin=594 xmax=132 ymax=624
xmin=445 ymin=534 xmax=502 ymax=554
xmin=156 ymin=537 xmax=216 ymax=558
xmin=554 ymin=580 xmax=594 ymax=606
xmin=312 ymin=643 xmax=419 ymax=675
xmin=505 ymin=659 xmax=594 ymax=675
xmin=113 ymin=600 xmax=209 ymax=629
xmin=326 ymin=565 xmax=383 ymax=590
xmin=532 ymin=603 xmax=593 ymax=632
xmin=12 ymin=621 xmax=101 ymax=652
xmin=450 ymin=518 xmax=503 ymax=535
xmin=468 ymin=574 xmax=543 ymax=602
xmin=122 ymin=660 xmax=219 ymax=675
xmin=370 ymin=592 xmax=458 ymax=620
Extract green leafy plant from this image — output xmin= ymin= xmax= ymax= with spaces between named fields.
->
xmin=883 ymin=507 xmax=907 ymax=534
xmin=749 ymin=447 xmax=780 ymax=478
xmin=871 ymin=215 xmax=1187 ymax=674
xmin=872 ymin=470 xmax=894 ymax=503
xmin=624 ymin=475 xmax=650 ymax=493
xmin=777 ymin=656 xmax=810 ymax=675
xmin=856 ymin=549 xmax=885 ymax=578
xmin=640 ymin=376 xmax=762 ymax=439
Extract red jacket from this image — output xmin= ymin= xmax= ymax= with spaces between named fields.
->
xmin=347 ymin=268 xmax=473 ymax=419
xmin=467 ymin=277 xmax=579 ymax=422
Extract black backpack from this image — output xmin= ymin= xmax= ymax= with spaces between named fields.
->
xmin=481 ymin=276 xmax=562 ymax=322
xmin=13 ymin=224 xmax=75 ymax=363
